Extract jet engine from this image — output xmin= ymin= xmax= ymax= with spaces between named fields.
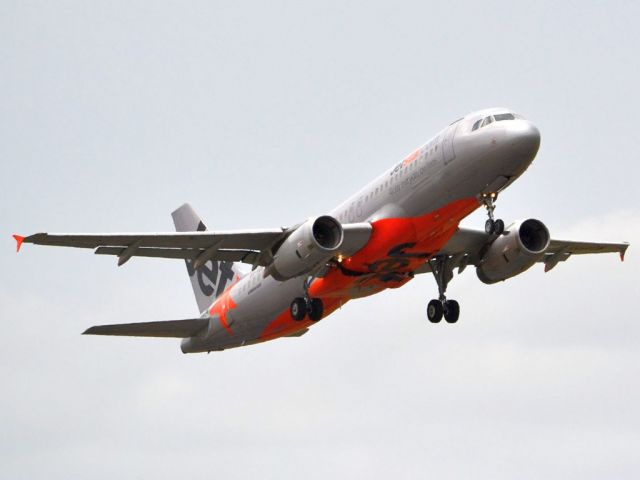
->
xmin=267 ymin=215 xmax=344 ymax=281
xmin=476 ymin=219 xmax=550 ymax=284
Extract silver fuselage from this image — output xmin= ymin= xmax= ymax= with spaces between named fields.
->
xmin=184 ymin=107 xmax=541 ymax=352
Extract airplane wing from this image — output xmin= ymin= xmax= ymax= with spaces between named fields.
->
xmin=540 ymin=238 xmax=630 ymax=271
xmin=417 ymin=226 xmax=629 ymax=274
xmin=17 ymin=230 xmax=286 ymax=267
xmin=16 ymin=222 xmax=372 ymax=268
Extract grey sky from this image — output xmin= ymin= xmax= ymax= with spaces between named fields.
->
xmin=2 ymin=1 xmax=639 ymax=478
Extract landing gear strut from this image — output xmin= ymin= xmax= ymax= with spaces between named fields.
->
xmin=427 ymin=255 xmax=460 ymax=323
xmin=290 ymin=277 xmax=324 ymax=322
xmin=482 ymin=192 xmax=504 ymax=236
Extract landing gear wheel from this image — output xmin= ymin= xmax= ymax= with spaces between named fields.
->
xmin=307 ymin=298 xmax=324 ymax=322
xmin=485 ymin=219 xmax=495 ymax=235
xmin=427 ymin=299 xmax=444 ymax=323
xmin=493 ymin=219 xmax=505 ymax=236
xmin=443 ymin=300 xmax=460 ymax=323
xmin=482 ymin=193 xmax=504 ymax=236
xmin=290 ymin=298 xmax=307 ymax=321
xmin=484 ymin=218 xmax=504 ymax=236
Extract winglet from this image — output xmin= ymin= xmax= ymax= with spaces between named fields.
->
xmin=12 ymin=234 xmax=25 ymax=253
xmin=620 ymin=243 xmax=630 ymax=262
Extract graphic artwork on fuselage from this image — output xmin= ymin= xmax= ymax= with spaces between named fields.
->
xmin=184 ymin=221 xmax=236 ymax=299
xmin=365 ymin=242 xmax=431 ymax=273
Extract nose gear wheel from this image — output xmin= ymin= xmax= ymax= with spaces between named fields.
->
xmin=482 ymin=193 xmax=505 ymax=236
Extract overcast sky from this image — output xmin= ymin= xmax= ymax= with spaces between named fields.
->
xmin=2 ymin=1 xmax=639 ymax=478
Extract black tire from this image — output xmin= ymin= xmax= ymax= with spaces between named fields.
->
xmin=290 ymin=298 xmax=307 ymax=321
xmin=444 ymin=300 xmax=460 ymax=323
xmin=493 ymin=219 xmax=505 ymax=236
xmin=307 ymin=298 xmax=324 ymax=322
xmin=427 ymin=299 xmax=443 ymax=323
xmin=485 ymin=219 xmax=495 ymax=235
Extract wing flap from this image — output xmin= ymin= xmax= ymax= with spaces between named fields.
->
xmin=83 ymin=318 xmax=209 ymax=338
xmin=94 ymin=246 xmax=262 ymax=264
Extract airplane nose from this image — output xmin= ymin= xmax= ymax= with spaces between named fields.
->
xmin=509 ymin=120 xmax=541 ymax=158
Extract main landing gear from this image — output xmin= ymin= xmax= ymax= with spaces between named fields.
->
xmin=427 ymin=255 xmax=460 ymax=323
xmin=291 ymin=277 xmax=324 ymax=322
xmin=482 ymin=192 xmax=505 ymax=236
xmin=290 ymin=297 xmax=324 ymax=321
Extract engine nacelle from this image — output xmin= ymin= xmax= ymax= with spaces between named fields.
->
xmin=476 ymin=218 xmax=550 ymax=284
xmin=267 ymin=215 xmax=344 ymax=281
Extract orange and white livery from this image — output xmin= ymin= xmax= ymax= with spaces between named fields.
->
xmin=15 ymin=108 xmax=629 ymax=353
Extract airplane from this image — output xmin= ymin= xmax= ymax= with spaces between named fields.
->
xmin=14 ymin=107 xmax=629 ymax=353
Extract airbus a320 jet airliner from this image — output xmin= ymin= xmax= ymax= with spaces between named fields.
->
xmin=15 ymin=108 xmax=629 ymax=353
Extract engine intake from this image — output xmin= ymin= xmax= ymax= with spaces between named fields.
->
xmin=267 ymin=216 xmax=344 ymax=281
xmin=476 ymin=218 xmax=550 ymax=284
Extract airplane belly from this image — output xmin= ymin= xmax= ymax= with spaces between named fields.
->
xmin=343 ymin=197 xmax=478 ymax=273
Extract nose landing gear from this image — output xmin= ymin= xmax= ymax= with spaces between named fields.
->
xmin=482 ymin=192 xmax=505 ymax=236
xmin=426 ymin=255 xmax=460 ymax=323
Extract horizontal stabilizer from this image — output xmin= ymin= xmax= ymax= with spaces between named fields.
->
xmin=83 ymin=318 xmax=209 ymax=338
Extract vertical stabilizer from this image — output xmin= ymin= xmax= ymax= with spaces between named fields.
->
xmin=171 ymin=203 xmax=242 ymax=315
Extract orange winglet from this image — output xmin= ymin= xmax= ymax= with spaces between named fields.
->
xmin=620 ymin=251 xmax=625 ymax=262
xmin=13 ymin=234 xmax=25 ymax=253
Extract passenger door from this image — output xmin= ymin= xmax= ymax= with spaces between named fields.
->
xmin=441 ymin=123 xmax=459 ymax=165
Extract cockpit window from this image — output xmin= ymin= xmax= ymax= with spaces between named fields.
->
xmin=494 ymin=113 xmax=515 ymax=122
xmin=481 ymin=116 xmax=494 ymax=127
xmin=472 ymin=112 xmax=520 ymax=132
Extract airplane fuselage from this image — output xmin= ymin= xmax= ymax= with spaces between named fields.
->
xmin=182 ymin=108 xmax=541 ymax=352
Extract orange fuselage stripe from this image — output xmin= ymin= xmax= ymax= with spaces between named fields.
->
xmin=258 ymin=197 xmax=480 ymax=340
